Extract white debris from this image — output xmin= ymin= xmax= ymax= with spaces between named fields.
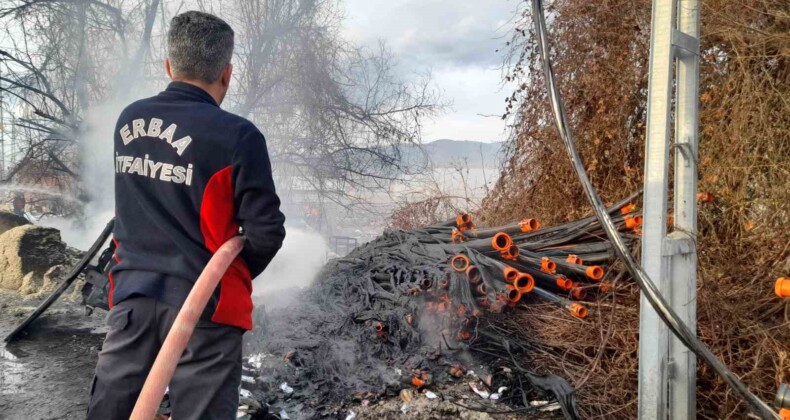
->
xmin=239 ymin=388 xmax=253 ymax=399
xmin=530 ymin=401 xmax=561 ymax=412
xmin=279 ymin=408 xmax=290 ymax=419
xmin=489 ymin=393 xmax=500 ymax=400
xmin=344 ymin=411 xmax=356 ymax=420
xmin=241 ymin=375 xmax=255 ymax=384
xmin=468 ymin=382 xmax=490 ymax=399
xmin=497 ymin=386 xmax=508 ymax=394
xmin=400 ymin=404 xmax=410 ymax=414
xmin=424 ymin=390 xmax=438 ymax=400
xmin=279 ymin=382 xmax=294 ymax=394
xmin=248 ymin=353 xmax=267 ymax=369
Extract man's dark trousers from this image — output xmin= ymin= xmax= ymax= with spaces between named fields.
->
xmin=87 ymin=297 xmax=243 ymax=419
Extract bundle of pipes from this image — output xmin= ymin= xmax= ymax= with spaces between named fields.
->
xmin=412 ymin=192 xmax=642 ymax=326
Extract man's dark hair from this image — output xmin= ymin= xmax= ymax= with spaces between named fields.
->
xmin=167 ymin=11 xmax=234 ymax=83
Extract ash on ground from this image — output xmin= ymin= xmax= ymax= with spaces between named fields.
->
xmin=242 ymin=230 xmax=573 ymax=419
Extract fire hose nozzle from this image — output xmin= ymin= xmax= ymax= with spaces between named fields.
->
xmin=585 ymin=265 xmax=605 ymax=281
xmin=541 ymin=257 xmax=557 ymax=273
xmin=567 ymin=303 xmax=588 ymax=319
xmin=519 ymin=218 xmax=540 ymax=232
xmin=565 ymin=254 xmax=583 ymax=265
xmin=451 ymin=254 xmax=470 ymax=272
xmin=620 ymin=203 xmax=637 ymax=215
xmin=515 ymin=273 xmax=535 ymax=293
xmin=491 ymin=232 xmax=513 ymax=252
xmin=775 ymin=278 xmax=790 ymax=298
xmin=503 ymin=266 xmax=520 ymax=283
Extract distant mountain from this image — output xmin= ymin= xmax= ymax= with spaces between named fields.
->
xmin=400 ymin=139 xmax=503 ymax=169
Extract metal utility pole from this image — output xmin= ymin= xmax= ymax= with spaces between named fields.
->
xmin=639 ymin=0 xmax=700 ymax=418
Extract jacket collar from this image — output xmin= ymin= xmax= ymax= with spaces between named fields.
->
xmin=162 ymin=81 xmax=219 ymax=107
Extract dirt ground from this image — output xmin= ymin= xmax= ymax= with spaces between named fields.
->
xmin=0 ymin=289 xmax=106 ymax=420
xmin=0 ymin=289 xmax=557 ymax=420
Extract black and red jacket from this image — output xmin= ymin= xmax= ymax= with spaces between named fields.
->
xmin=110 ymin=81 xmax=286 ymax=330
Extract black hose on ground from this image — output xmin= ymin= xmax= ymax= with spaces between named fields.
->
xmin=530 ymin=0 xmax=778 ymax=417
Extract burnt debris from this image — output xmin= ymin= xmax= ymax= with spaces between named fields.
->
xmin=244 ymin=194 xmax=641 ymax=419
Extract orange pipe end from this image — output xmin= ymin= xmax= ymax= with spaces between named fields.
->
xmin=475 ymin=297 xmax=489 ymax=308
xmin=556 ymin=276 xmax=573 ymax=290
xmin=374 ymin=321 xmax=386 ymax=336
xmin=519 ymin=218 xmax=540 ymax=232
xmin=411 ymin=375 xmax=427 ymax=388
xmin=571 ymin=286 xmax=587 ymax=300
xmin=439 ymin=278 xmax=450 ymax=289
xmin=515 ymin=273 xmax=535 ymax=293
xmin=491 ymin=232 xmax=513 ymax=252
xmin=420 ymin=278 xmax=433 ymax=290
xmin=776 ymin=277 xmax=790 ymax=298
xmin=503 ymin=266 xmax=519 ymax=283
xmin=456 ymin=330 xmax=472 ymax=341
xmin=457 ymin=304 xmax=467 ymax=317
xmin=451 ymin=229 xmax=466 ymax=243
xmin=504 ymin=284 xmax=522 ymax=303
xmin=585 ymin=266 xmax=605 ymax=281
xmin=456 ymin=213 xmax=472 ymax=227
xmin=625 ymin=215 xmax=643 ymax=229
xmin=565 ymin=254 xmax=583 ymax=265
xmin=466 ymin=265 xmax=481 ymax=284
xmin=779 ymin=408 xmax=790 ymax=420
xmin=501 ymin=245 xmax=519 ymax=260
xmin=620 ymin=203 xmax=637 ymax=215
xmin=568 ymin=303 xmax=588 ymax=319
xmin=451 ymin=254 xmax=470 ymax=272
xmin=541 ymin=257 xmax=557 ymax=273
xmin=697 ymin=192 xmax=714 ymax=203
xmin=475 ymin=283 xmax=487 ymax=295
xmin=598 ymin=282 xmax=611 ymax=293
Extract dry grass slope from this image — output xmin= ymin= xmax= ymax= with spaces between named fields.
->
xmin=474 ymin=0 xmax=789 ymax=418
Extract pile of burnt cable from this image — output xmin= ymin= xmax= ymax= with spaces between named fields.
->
xmin=244 ymin=193 xmax=641 ymax=419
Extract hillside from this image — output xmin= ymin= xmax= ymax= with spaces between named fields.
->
xmin=400 ymin=139 xmax=503 ymax=169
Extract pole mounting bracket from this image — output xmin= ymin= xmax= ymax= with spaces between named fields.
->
xmin=662 ymin=231 xmax=696 ymax=256
xmin=672 ymin=29 xmax=699 ymax=58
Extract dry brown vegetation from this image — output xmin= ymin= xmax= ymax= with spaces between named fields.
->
xmin=475 ymin=0 xmax=789 ymax=418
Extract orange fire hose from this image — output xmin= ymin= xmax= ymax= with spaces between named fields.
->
xmin=130 ymin=236 xmax=245 ymax=420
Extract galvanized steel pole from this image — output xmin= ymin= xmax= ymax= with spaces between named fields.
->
xmin=639 ymin=0 xmax=700 ymax=417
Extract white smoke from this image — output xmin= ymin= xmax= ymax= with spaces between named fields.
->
xmin=253 ymin=226 xmax=329 ymax=294
xmin=39 ymin=90 xmax=158 ymax=250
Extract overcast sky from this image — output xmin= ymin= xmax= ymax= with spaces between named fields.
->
xmin=342 ymin=1 xmax=518 ymax=143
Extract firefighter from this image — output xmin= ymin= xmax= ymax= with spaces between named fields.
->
xmin=87 ymin=11 xmax=285 ymax=419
